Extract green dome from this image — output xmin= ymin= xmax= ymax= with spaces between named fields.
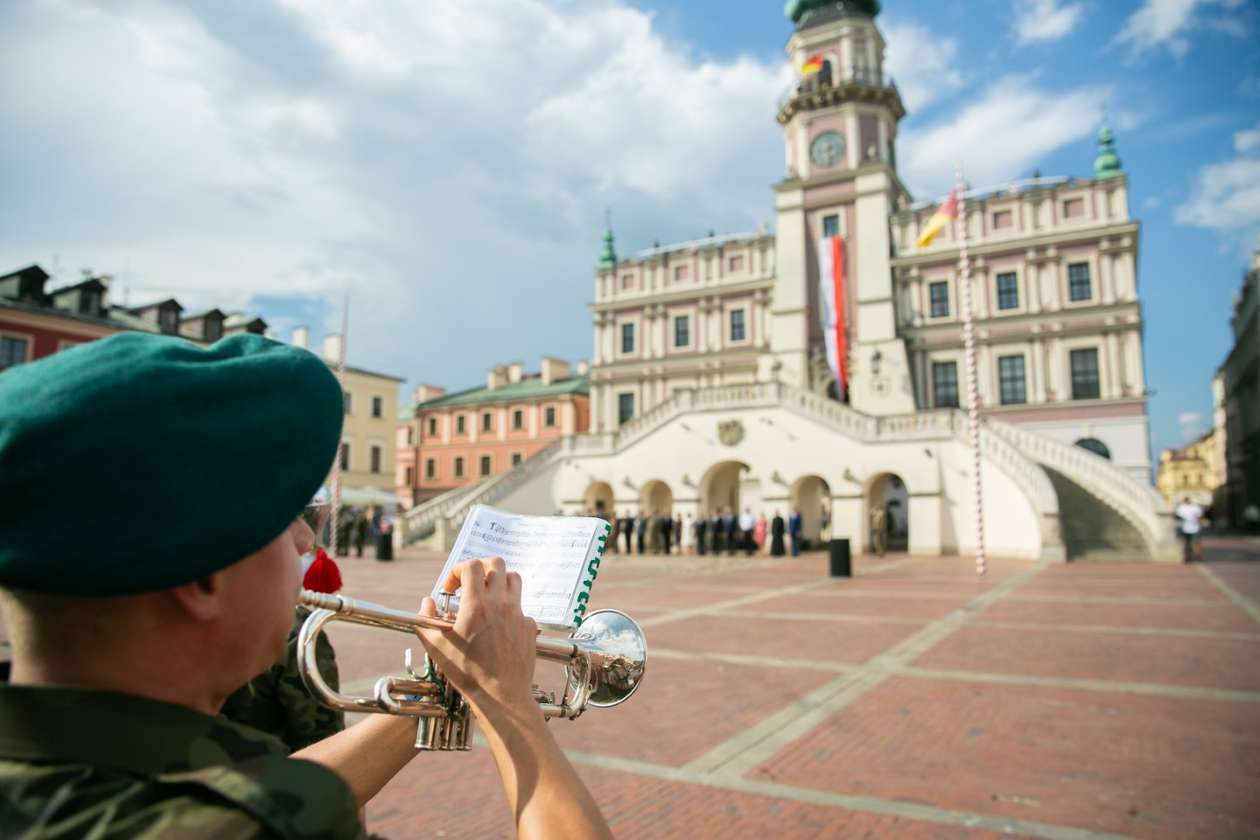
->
xmin=786 ymin=0 xmax=880 ymax=27
xmin=1094 ymin=123 xmax=1123 ymax=180
xmin=597 ymin=227 xmax=617 ymax=268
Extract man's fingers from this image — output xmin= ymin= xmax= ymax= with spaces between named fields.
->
xmin=442 ymin=557 xmax=485 ymax=598
xmin=484 ymin=556 xmax=507 ymax=596
xmin=419 ymin=597 xmax=437 ymax=618
xmin=505 ymin=571 xmax=523 ymax=606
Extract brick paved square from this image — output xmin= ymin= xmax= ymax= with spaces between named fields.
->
xmin=748 ymin=675 xmax=1260 ymax=839
xmin=646 ymin=613 xmax=923 ymax=664
xmin=913 ymin=624 xmax=1260 ymax=692
xmin=979 ymin=597 xmax=1259 ymax=633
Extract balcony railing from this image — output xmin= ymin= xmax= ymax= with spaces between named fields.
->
xmin=777 ymin=65 xmax=899 ymax=110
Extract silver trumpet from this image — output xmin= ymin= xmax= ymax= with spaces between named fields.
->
xmin=296 ymin=589 xmax=647 ymax=751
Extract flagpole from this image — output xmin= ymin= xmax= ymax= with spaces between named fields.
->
xmin=954 ymin=163 xmax=986 ymax=577
xmin=328 ymin=290 xmax=349 ymax=552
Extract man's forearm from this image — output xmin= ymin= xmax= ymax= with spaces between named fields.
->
xmin=292 ymin=714 xmax=419 ymax=807
xmin=476 ymin=700 xmax=612 ymax=840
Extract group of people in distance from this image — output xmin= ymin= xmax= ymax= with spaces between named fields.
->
xmin=593 ymin=506 xmax=826 ymax=558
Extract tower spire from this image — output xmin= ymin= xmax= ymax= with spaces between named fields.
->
xmin=1094 ymin=122 xmax=1123 ymax=180
xmin=597 ymin=209 xmax=617 ymax=268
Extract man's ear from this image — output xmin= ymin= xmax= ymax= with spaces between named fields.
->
xmin=168 ymin=571 xmax=227 ymax=622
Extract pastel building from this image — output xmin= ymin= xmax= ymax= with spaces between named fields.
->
xmin=396 ymin=358 xmax=590 ymax=507
xmin=1214 ymin=247 xmax=1260 ymax=525
xmin=399 ymin=0 xmax=1175 ymax=562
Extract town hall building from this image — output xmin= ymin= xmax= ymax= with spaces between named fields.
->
xmin=398 ymin=0 xmax=1175 ymax=563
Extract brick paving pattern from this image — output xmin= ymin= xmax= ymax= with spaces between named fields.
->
xmin=323 ymin=538 xmax=1260 ymax=839
xmin=7 ymin=539 xmax=1256 ymax=837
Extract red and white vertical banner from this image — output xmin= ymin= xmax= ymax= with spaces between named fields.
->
xmin=817 ymin=235 xmax=849 ymax=401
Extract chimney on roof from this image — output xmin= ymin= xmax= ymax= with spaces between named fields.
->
xmin=322 ymin=333 xmax=344 ymax=363
xmin=292 ymin=326 xmax=310 ymax=349
xmin=540 ymin=356 xmax=570 ymax=385
xmin=507 ymin=362 xmax=524 ymax=384
xmin=576 ymin=359 xmax=589 ymax=376
xmin=413 ymin=384 xmax=446 ymax=404
xmin=487 ymin=364 xmax=508 ymax=390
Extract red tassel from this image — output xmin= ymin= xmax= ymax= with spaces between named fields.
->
xmin=303 ymin=548 xmax=343 ymax=594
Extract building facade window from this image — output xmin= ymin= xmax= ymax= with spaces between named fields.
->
xmin=453 ymin=456 xmax=465 ymax=478
xmin=406 ymin=426 xmax=414 ymax=445
xmin=482 ymin=411 xmax=492 ymax=432
xmin=204 ymin=318 xmax=222 ymax=342
xmin=729 ymin=309 xmax=746 ymax=342
xmin=0 ymin=336 xmax=30 ymax=371
xmin=1063 ymin=197 xmax=1085 ymax=218
xmin=158 ymin=308 xmax=177 ymax=334
xmin=992 ymin=210 xmax=1013 ymax=229
xmin=617 ymin=392 xmax=635 ymax=424
xmin=427 ymin=417 xmax=437 ymax=436
xmin=998 ymin=355 xmax=1026 ymax=405
xmin=425 ymin=458 xmax=436 ymax=479
xmin=620 ymin=273 xmax=634 ymax=290
xmin=371 ymin=396 xmax=383 ymax=418
xmin=674 ymin=315 xmax=690 ymax=348
xmin=995 ymin=272 xmax=1019 ymax=310
xmin=370 ymin=444 xmax=382 ymax=474
xmin=822 ymin=214 xmax=840 ymax=238
xmin=1070 ymin=348 xmax=1101 ymax=399
xmin=80 ymin=289 xmax=102 ymax=315
xmin=673 ymin=265 xmax=688 ymax=283
xmin=342 ymin=391 xmax=352 ymax=415
xmin=456 ymin=414 xmax=466 ymax=435
xmin=932 ymin=361 xmax=960 ymax=408
xmin=479 ymin=455 xmax=492 ymax=477
xmin=512 ymin=408 xmax=523 ymax=430
xmin=405 ymin=466 xmax=414 ymax=487
xmin=621 ymin=323 xmax=635 ymax=354
xmin=1068 ymin=263 xmax=1092 ymax=301
xmin=339 ymin=442 xmax=350 ymax=471
xmin=929 ymin=281 xmax=950 ymax=318
xmin=511 ymin=452 xmax=522 ymax=467
xmin=728 ymin=254 xmax=744 ymax=272
xmin=544 ymin=406 xmax=556 ymax=427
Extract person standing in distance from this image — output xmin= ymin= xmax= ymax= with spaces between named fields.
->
xmin=0 ymin=332 xmax=611 ymax=840
xmin=1175 ymin=496 xmax=1205 ymax=563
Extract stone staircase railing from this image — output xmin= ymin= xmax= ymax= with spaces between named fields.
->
xmin=984 ymin=418 xmax=1176 ymax=559
xmin=398 ymin=437 xmax=568 ymax=545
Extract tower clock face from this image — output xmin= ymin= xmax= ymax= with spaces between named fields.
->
xmin=810 ymin=131 xmax=845 ymax=168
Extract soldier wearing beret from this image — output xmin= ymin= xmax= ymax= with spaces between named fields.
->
xmin=0 ymin=333 xmax=611 ymax=839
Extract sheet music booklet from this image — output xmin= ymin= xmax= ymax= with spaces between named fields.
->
xmin=430 ymin=505 xmax=611 ymax=629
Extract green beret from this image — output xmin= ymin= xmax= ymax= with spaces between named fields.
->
xmin=0 ymin=332 xmax=343 ymax=595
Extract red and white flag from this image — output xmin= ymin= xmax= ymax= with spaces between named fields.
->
xmin=817 ymin=235 xmax=848 ymax=401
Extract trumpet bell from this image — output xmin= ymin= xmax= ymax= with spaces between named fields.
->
xmin=570 ymin=609 xmax=647 ymax=709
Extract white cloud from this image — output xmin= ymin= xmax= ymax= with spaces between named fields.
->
xmin=1014 ymin=0 xmax=1085 ymax=44
xmin=1175 ymin=123 xmax=1260 ymax=251
xmin=1178 ymin=411 xmax=1207 ymax=442
xmin=0 ymin=0 xmax=786 ymax=386
xmin=899 ymin=77 xmax=1109 ymax=198
xmin=879 ymin=20 xmax=963 ymax=112
xmin=1235 ymin=122 xmax=1260 ymax=154
xmin=1114 ymin=0 xmax=1249 ymax=59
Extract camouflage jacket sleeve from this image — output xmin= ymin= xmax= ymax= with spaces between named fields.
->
xmin=276 ymin=623 xmax=346 ymax=752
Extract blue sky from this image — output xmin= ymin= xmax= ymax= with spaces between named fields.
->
xmin=1 ymin=0 xmax=1257 ymax=456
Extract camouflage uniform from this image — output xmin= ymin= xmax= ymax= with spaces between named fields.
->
xmin=0 ymin=683 xmax=363 ymax=839
xmin=221 ymin=606 xmax=345 ymax=754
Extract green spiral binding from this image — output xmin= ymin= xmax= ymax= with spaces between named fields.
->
xmin=572 ymin=521 xmax=612 ymax=627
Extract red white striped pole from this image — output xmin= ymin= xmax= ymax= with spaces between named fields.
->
xmin=954 ymin=164 xmax=986 ymax=576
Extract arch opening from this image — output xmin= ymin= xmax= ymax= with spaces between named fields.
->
xmin=867 ymin=473 xmax=909 ymax=554
xmin=582 ymin=481 xmax=615 ymax=518
xmin=699 ymin=461 xmax=748 ymax=517
xmin=1074 ymin=438 xmax=1111 ymax=460
xmin=790 ymin=475 xmax=833 ymax=548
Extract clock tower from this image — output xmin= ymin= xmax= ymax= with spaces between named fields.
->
xmin=768 ymin=0 xmax=916 ymax=416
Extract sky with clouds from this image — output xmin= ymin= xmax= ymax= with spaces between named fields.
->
xmin=1 ymin=0 xmax=1256 ymax=457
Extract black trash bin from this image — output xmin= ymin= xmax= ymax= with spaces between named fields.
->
xmin=828 ymin=538 xmax=851 ymax=578
xmin=376 ymin=533 xmax=393 ymax=561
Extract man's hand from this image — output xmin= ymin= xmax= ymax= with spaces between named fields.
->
xmin=414 ymin=557 xmax=539 ymax=718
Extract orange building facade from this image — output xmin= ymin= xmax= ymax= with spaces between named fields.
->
xmin=396 ymin=357 xmax=589 ymax=507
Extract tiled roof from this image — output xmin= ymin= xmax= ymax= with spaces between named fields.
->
xmin=415 ymin=375 xmax=589 ymax=410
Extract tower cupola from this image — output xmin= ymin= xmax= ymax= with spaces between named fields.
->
xmin=1093 ymin=123 xmax=1123 ymax=180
